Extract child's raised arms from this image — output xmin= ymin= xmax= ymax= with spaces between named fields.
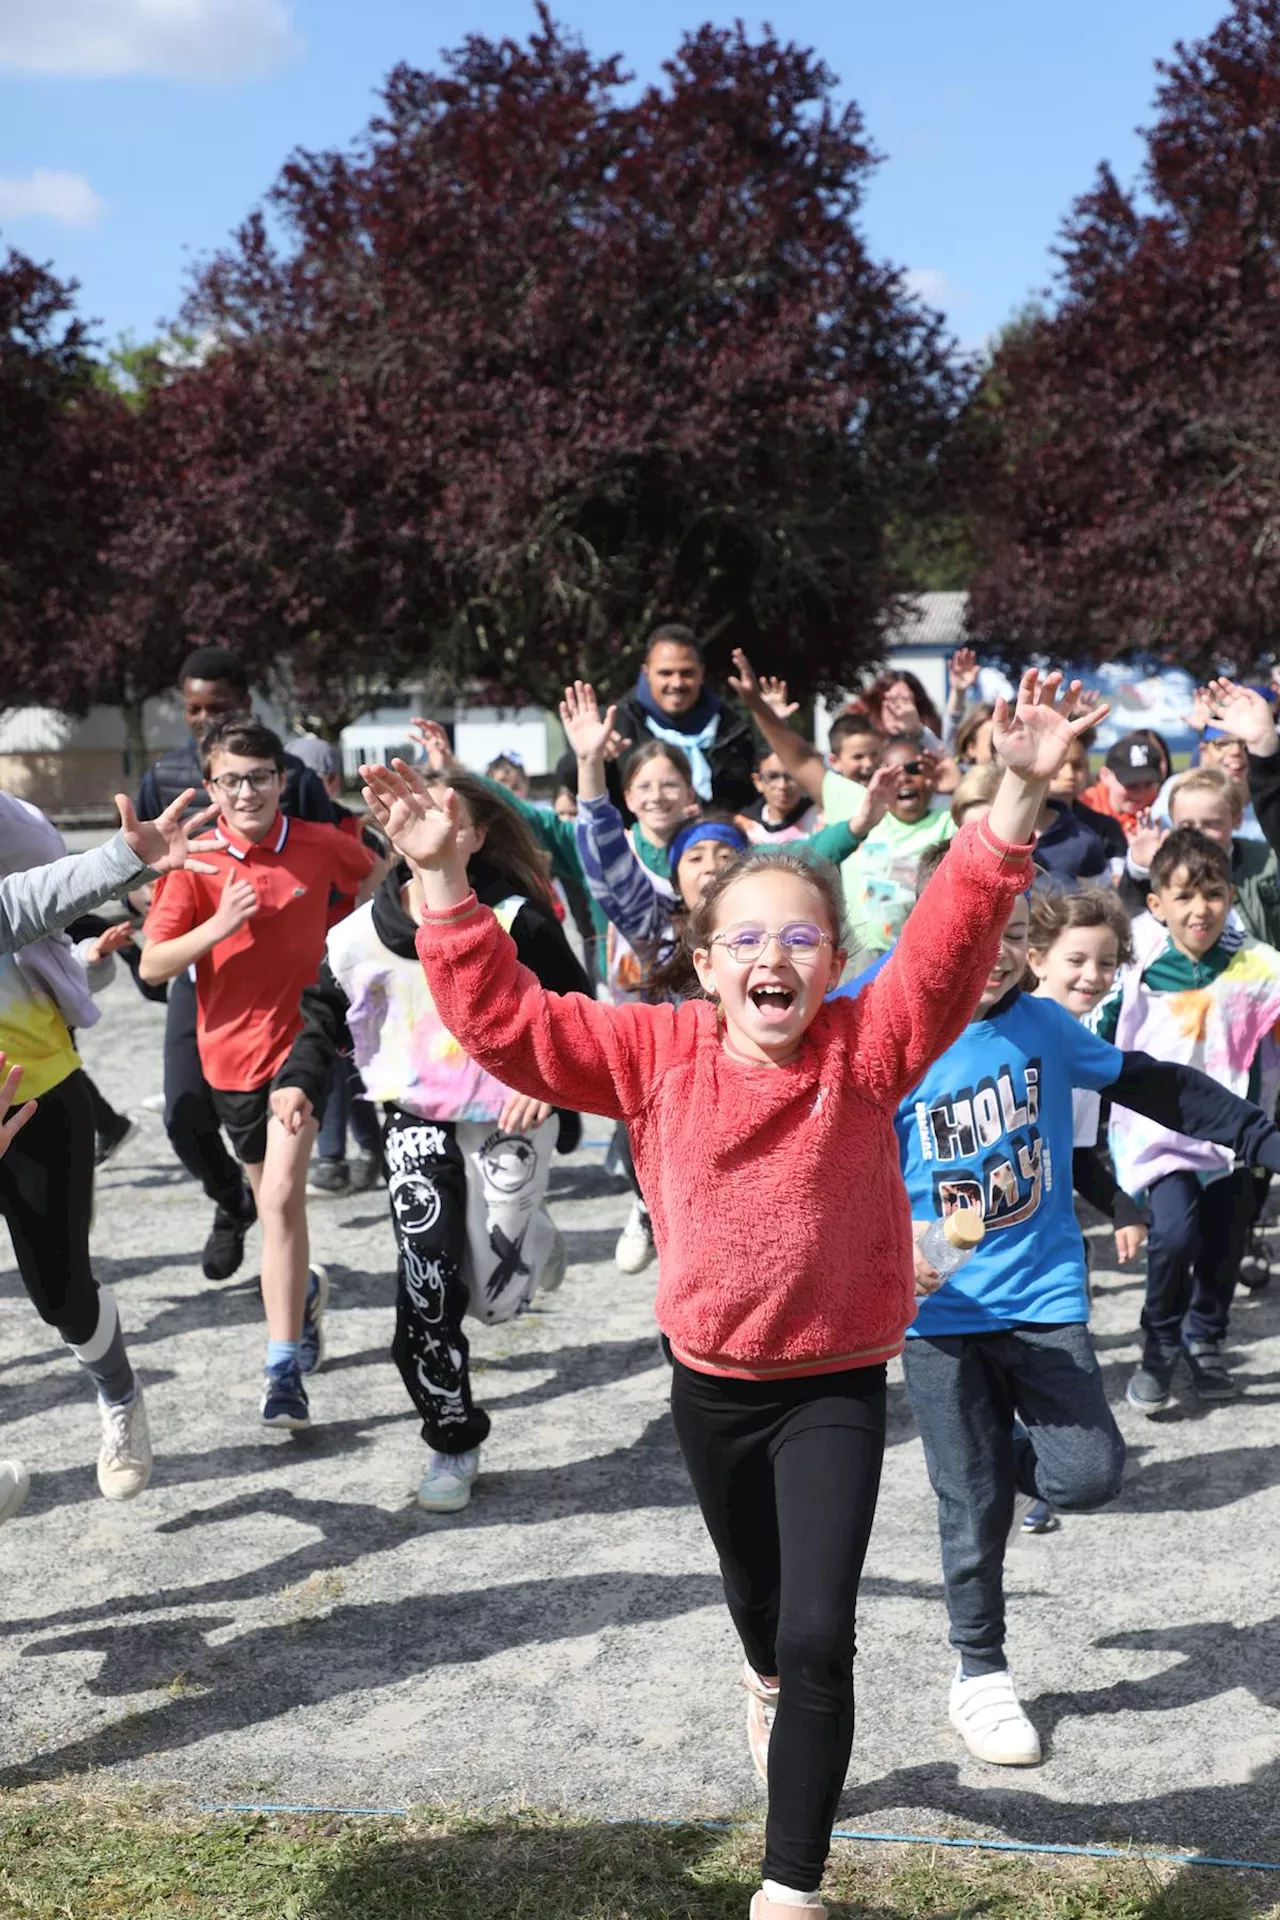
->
xmin=560 ymin=682 xmax=618 ymax=804
xmin=361 ymin=761 xmax=471 ymax=912
xmin=987 ymin=671 xmax=1110 ymax=846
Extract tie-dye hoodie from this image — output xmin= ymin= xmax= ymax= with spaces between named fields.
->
xmin=1089 ymin=911 xmax=1280 ymax=1194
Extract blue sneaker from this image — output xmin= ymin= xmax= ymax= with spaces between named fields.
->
xmin=262 ymin=1360 xmax=310 ymax=1430
xmin=1021 ymin=1499 xmax=1055 ymax=1534
xmin=299 ymin=1266 xmax=330 ymax=1376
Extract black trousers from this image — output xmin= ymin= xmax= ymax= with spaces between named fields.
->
xmin=0 ymin=1069 xmax=99 ymax=1343
xmin=385 ymin=1111 xmax=491 ymax=1456
xmin=1143 ymin=1167 xmax=1253 ymax=1367
xmin=669 ymin=1359 xmax=886 ymax=1892
xmin=163 ymin=969 xmax=244 ymax=1212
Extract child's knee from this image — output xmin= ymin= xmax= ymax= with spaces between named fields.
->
xmin=1041 ymin=1431 xmax=1125 ymax=1513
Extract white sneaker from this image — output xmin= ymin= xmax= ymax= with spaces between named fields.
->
xmin=949 ymin=1665 xmax=1041 ymax=1765
xmin=417 ymin=1448 xmax=480 ymax=1513
xmin=615 ymin=1199 xmax=656 ymax=1274
xmin=0 ymin=1458 xmax=30 ymax=1524
xmin=97 ymin=1388 xmax=153 ymax=1502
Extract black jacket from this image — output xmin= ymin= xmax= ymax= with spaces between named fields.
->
xmin=558 ymin=689 xmax=759 ymax=818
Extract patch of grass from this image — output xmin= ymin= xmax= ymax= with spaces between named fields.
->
xmin=0 ymin=1792 xmax=1276 ymax=1920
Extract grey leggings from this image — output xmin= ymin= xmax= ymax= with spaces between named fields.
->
xmin=902 ymin=1323 xmax=1125 ymax=1674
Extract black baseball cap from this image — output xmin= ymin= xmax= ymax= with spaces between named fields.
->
xmin=1105 ymin=736 xmax=1161 ymax=787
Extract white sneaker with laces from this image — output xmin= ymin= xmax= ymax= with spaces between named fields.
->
xmin=0 ymin=1458 xmax=30 ymax=1524
xmin=615 ymin=1199 xmax=656 ymax=1275
xmin=949 ymin=1664 xmax=1041 ymax=1765
xmin=417 ymin=1448 xmax=480 ymax=1513
xmin=97 ymin=1388 xmax=153 ymax=1502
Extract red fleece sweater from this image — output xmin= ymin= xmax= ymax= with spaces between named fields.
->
xmin=416 ymin=820 xmax=1034 ymax=1380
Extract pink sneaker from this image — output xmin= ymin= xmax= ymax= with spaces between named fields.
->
xmin=741 ymin=1660 xmax=779 ymax=1783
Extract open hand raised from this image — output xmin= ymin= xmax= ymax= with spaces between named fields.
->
xmin=362 ymin=761 xmax=461 ymax=872
xmin=560 ymin=681 xmax=619 ymax=764
xmin=992 ymin=670 xmax=1110 ymax=785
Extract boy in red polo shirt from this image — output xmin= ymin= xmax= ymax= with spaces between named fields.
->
xmin=141 ymin=718 xmax=375 ymax=1429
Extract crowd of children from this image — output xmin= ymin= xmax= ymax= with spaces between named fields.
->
xmin=3 ymin=634 xmax=1280 ymax=1920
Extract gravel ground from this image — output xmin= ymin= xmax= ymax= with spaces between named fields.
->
xmin=1 ymin=977 xmax=1279 ymax=1863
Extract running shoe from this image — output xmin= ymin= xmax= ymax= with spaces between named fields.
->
xmin=348 ymin=1153 xmax=383 ymax=1192
xmin=298 ymin=1266 xmax=330 ymax=1375
xmin=417 ymin=1448 xmax=480 ymax=1513
xmin=1182 ymin=1339 xmax=1235 ymax=1401
xmin=306 ymin=1158 xmax=349 ymax=1197
xmin=1126 ymin=1361 xmax=1176 ymax=1415
xmin=0 ymin=1458 xmax=30 ymax=1524
xmin=742 ymin=1661 xmax=779 ymax=1784
xmin=97 ymin=1389 xmax=153 ymax=1501
xmin=948 ymin=1664 xmax=1041 ymax=1765
xmin=1238 ymin=1232 xmax=1271 ymax=1293
xmin=202 ymin=1182 xmax=256 ymax=1282
xmin=1020 ymin=1499 xmax=1056 ymax=1534
xmin=615 ymin=1199 xmax=656 ymax=1274
xmin=261 ymin=1361 xmax=310 ymax=1430
xmin=94 ymin=1110 xmax=138 ymax=1168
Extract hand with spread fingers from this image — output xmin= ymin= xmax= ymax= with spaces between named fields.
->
xmin=117 ymin=790 xmax=222 ymax=876
xmin=1204 ymin=678 xmax=1280 ymax=758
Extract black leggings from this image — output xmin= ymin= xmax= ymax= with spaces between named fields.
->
xmin=0 ymin=1069 xmax=99 ymax=1343
xmin=163 ymin=969 xmax=245 ymax=1212
xmin=669 ymin=1359 xmax=886 ymax=1891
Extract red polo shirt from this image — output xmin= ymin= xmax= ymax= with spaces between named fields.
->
xmin=145 ymin=814 xmax=376 ymax=1091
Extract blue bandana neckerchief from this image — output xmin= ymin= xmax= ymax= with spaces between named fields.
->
xmin=632 ymin=674 xmax=724 ymax=799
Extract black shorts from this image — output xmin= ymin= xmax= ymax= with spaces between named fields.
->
xmin=210 ymin=1070 xmax=326 ymax=1167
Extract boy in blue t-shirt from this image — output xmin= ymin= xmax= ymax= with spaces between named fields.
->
xmin=835 ymin=851 xmax=1280 ymax=1772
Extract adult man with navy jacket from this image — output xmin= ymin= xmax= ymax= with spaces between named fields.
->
xmin=132 ymin=646 xmax=336 ymax=1280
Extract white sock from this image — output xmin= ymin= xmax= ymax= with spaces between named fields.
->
xmin=761 ymin=1882 xmax=823 ymax=1908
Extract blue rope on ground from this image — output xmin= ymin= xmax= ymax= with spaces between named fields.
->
xmin=194 ymin=1804 xmax=1280 ymax=1871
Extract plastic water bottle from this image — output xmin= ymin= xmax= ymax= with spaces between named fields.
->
xmin=918 ymin=1210 xmax=986 ymax=1276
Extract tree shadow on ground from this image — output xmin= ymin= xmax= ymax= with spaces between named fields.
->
xmin=12 ymin=1408 xmax=404 ymax=1524
xmin=1 ymin=1569 xmax=727 ymax=1785
xmin=302 ymin=1819 xmax=1271 ymax=1920
xmin=842 ymin=1739 xmax=1280 ymax=1863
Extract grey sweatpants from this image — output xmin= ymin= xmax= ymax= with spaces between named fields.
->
xmin=902 ymin=1323 xmax=1125 ymax=1674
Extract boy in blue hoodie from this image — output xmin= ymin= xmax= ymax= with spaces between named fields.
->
xmin=834 ymin=851 xmax=1280 ymax=1770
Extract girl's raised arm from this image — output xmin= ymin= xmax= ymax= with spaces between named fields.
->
xmin=363 ymin=762 xmax=667 ymax=1120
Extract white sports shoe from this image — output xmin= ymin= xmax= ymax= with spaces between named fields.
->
xmin=615 ymin=1199 xmax=656 ymax=1275
xmin=0 ymin=1458 xmax=30 ymax=1524
xmin=948 ymin=1664 xmax=1042 ymax=1765
xmin=417 ymin=1448 xmax=480 ymax=1513
xmin=97 ymin=1388 xmax=153 ymax=1502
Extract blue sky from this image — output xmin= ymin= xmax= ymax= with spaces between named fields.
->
xmin=2 ymin=0 xmax=1233 ymax=355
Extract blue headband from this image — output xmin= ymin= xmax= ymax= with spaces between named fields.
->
xmin=668 ymin=819 xmax=748 ymax=871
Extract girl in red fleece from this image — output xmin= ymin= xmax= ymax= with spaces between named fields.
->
xmin=361 ymin=671 xmax=1102 ymax=1920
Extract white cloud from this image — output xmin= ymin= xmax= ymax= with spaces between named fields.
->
xmin=903 ymin=268 xmax=952 ymax=309
xmin=0 ymin=168 xmax=104 ymax=227
xmin=0 ymin=0 xmax=301 ymax=83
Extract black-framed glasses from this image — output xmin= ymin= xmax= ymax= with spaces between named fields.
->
xmin=708 ymin=922 xmax=834 ymax=963
xmin=209 ymin=769 xmax=282 ymax=796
